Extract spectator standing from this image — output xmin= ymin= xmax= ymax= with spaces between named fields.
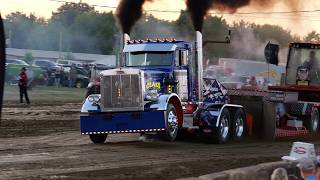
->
xmin=55 ymin=67 xmax=62 ymax=87
xmin=298 ymin=158 xmax=317 ymax=180
xmin=18 ymin=67 xmax=30 ymax=104
xmin=69 ymin=65 xmax=77 ymax=88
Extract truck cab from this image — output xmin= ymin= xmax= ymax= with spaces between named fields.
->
xmin=81 ymin=35 xmax=245 ymax=144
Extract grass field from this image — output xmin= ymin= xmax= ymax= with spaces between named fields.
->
xmin=3 ymin=84 xmax=86 ymax=103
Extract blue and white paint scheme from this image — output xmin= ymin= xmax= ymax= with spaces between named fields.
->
xmin=80 ymin=32 xmax=245 ymax=143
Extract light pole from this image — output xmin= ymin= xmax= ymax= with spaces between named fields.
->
xmin=59 ymin=31 xmax=62 ymax=59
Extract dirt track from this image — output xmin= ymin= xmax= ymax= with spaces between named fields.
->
xmin=0 ymin=102 xmax=319 ymax=180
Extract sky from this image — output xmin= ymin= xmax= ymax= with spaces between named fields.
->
xmin=1 ymin=0 xmax=320 ymax=37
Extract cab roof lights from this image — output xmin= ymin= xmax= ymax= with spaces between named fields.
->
xmin=290 ymin=42 xmax=320 ymax=49
xmin=126 ymin=38 xmax=177 ymax=44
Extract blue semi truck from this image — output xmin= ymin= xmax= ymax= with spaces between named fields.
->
xmin=80 ymin=32 xmax=245 ymax=144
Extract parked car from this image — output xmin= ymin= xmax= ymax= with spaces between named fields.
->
xmin=32 ymin=59 xmax=59 ymax=72
xmin=5 ymin=59 xmax=43 ymax=87
xmin=60 ymin=65 xmax=89 ymax=88
xmin=57 ymin=59 xmax=83 ymax=67
xmin=32 ymin=59 xmax=61 ymax=85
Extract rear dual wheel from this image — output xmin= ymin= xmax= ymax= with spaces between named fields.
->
xmin=213 ymin=108 xmax=230 ymax=144
xmin=212 ymin=108 xmax=245 ymax=144
xmin=233 ymin=109 xmax=246 ymax=140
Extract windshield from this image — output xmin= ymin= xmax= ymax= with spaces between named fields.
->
xmin=287 ymin=48 xmax=320 ymax=85
xmin=125 ymin=51 xmax=173 ymax=67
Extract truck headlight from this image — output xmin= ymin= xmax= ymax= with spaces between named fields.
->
xmin=88 ymin=94 xmax=101 ymax=104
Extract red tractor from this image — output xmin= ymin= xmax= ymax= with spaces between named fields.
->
xmin=269 ymin=42 xmax=320 ymax=134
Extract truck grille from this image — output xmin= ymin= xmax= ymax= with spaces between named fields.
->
xmin=101 ymin=74 xmax=143 ymax=112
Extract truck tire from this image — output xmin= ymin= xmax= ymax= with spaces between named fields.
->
xmin=164 ymin=104 xmax=179 ymax=142
xmin=233 ymin=109 xmax=246 ymax=140
xmin=89 ymin=134 xmax=107 ymax=144
xmin=310 ymin=108 xmax=319 ymax=133
xmin=213 ymin=108 xmax=230 ymax=144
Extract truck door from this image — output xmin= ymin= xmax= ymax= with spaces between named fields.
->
xmin=174 ymin=49 xmax=190 ymax=101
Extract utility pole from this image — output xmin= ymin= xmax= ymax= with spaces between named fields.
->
xmin=59 ymin=32 xmax=62 ymax=59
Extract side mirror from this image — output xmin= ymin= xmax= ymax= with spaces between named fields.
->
xmin=0 ymin=14 xmax=5 ymax=119
xmin=265 ymin=42 xmax=279 ymax=66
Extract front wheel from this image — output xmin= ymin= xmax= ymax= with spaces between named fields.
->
xmin=163 ymin=104 xmax=179 ymax=142
xmin=212 ymin=108 xmax=230 ymax=144
xmin=89 ymin=134 xmax=108 ymax=144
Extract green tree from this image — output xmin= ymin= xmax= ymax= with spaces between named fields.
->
xmin=5 ymin=12 xmax=42 ymax=49
xmin=202 ymin=16 xmax=230 ymax=61
xmin=70 ymin=12 xmax=118 ymax=54
xmin=23 ymin=52 xmax=33 ymax=64
xmin=304 ymin=31 xmax=320 ymax=42
xmin=131 ymin=14 xmax=177 ymax=39
xmin=52 ymin=2 xmax=94 ymax=26
xmin=252 ymin=24 xmax=293 ymax=47
xmin=175 ymin=10 xmax=194 ymax=39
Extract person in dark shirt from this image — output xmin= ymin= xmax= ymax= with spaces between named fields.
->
xmin=19 ymin=67 xmax=30 ymax=104
xmin=302 ymin=51 xmax=320 ymax=84
xmin=55 ymin=67 xmax=62 ymax=88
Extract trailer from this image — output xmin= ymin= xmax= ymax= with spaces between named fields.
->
xmin=80 ymin=32 xmax=245 ymax=144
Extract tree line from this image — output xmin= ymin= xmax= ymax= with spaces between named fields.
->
xmin=3 ymin=2 xmax=318 ymax=63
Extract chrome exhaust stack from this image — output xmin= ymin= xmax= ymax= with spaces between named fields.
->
xmin=123 ymin=33 xmax=130 ymax=46
xmin=195 ymin=31 xmax=203 ymax=103
xmin=119 ymin=33 xmax=130 ymax=67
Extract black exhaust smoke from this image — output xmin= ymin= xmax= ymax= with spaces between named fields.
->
xmin=185 ymin=0 xmax=214 ymax=32
xmin=186 ymin=0 xmax=299 ymax=31
xmin=116 ymin=0 xmax=152 ymax=34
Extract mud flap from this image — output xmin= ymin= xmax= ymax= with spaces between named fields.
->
xmin=262 ymin=100 xmax=276 ymax=141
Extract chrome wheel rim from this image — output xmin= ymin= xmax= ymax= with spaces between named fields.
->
xmin=220 ymin=115 xmax=229 ymax=139
xmin=167 ymin=110 xmax=178 ymax=136
xmin=235 ymin=116 xmax=244 ymax=137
